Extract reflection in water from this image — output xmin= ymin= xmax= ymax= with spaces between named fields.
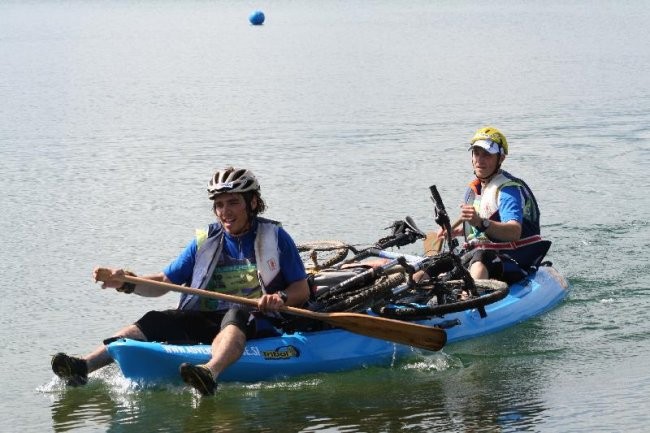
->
xmin=45 ymin=335 xmax=555 ymax=432
xmin=49 ymin=375 xmax=195 ymax=433
xmin=49 ymin=382 xmax=120 ymax=432
xmin=50 ymin=391 xmax=111 ymax=431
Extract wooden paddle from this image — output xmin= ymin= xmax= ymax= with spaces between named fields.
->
xmin=94 ymin=268 xmax=447 ymax=352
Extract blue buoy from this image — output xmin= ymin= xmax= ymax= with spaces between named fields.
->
xmin=249 ymin=10 xmax=265 ymax=26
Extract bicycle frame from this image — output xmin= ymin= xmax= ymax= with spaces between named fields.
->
xmin=312 ymin=185 xmax=489 ymax=316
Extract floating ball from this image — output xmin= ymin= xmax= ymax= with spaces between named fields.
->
xmin=249 ymin=10 xmax=265 ymax=26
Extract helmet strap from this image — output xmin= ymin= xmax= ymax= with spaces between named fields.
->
xmin=475 ymin=170 xmax=498 ymax=183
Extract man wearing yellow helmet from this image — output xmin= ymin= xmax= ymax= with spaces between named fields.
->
xmin=452 ymin=127 xmax=550 ymax=282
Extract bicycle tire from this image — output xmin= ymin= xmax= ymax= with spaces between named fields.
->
xmin=316 ymin=266 xmax=401 ymax=302
xmin=375 ymin=279 xmax=509 ymax=319
xmin=298 ymin=240 xmax=350 ymax=270
xmin=322 ymin=272 xmax=406 ymax=312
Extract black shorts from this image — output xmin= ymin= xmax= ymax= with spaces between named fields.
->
xmin=462 ymin=249 xmax=503 ymax=279
xmin=461 ymin=249 xmax=527 ymax=283
xmin=134 ymin=307 xmax=257 ymax=344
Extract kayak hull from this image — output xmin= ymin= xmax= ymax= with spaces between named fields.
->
xmin=109 ymin=328 xmax=404 ymax=383
xmin=107 ymin=266 xmax=569 ymax=383
xmin=442 ymin=266 xmax=569 ymax=342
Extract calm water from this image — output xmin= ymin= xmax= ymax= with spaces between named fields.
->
xmin=1 ymin=0 xmax=649 ymax=431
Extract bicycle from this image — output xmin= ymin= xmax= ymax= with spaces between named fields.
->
xmin=297 ymin=186 xmax=510 ymax=319
xmin=299 ymin=217 xmax=428 ymax=313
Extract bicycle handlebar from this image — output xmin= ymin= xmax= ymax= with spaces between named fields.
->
xmin=429 ymin=185 xmax=456 ymax=252
xmin=429 ymin=185 xmax=444 ymax=211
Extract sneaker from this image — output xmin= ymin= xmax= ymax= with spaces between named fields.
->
xmin=179 ymin=363 xmax=217 ymax=396
xmin=51 ymin=352 xmax=88 ymax=386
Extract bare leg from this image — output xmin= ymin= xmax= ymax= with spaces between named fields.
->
xmin=469 ymin=261 xmax=489 ymax=280
xmin=83 ymin=324 xmax=147 ymax=373
xmin=203 ymin=324 xmax=246 ymax=380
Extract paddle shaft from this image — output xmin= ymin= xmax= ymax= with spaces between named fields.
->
xmin=94 ymin=268 xmax=446 ymax=352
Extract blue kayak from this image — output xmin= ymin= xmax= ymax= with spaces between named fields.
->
xmin=107 ymin=266 xmax=569 ymax=383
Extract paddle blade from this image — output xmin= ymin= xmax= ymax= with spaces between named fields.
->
xmin=314 ymin=312 xmax=447 ymax=352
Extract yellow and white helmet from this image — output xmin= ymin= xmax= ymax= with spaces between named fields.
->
xmin=207 ymin=167 xmax=260 ymax=199
xmin=469 ymin=126 xmax=509 ymax=155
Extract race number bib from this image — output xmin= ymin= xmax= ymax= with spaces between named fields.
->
xmin=202 ymin=263 xmax=261 ymax=310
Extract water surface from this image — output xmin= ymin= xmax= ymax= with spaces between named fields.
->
xmin=1 ymin=0 xmax=649 ymax=431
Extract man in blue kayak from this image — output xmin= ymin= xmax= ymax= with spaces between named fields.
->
xmin=51 ymin=167 xmax=310 ymax=396
xmin=438 ymin=126 xmax=550 ymax=283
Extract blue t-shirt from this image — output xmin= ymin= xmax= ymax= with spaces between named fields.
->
xmin=163 ymin=223 xmax=307 ymax=292
xmin=497 ymin=185 xmax=524 ymax=224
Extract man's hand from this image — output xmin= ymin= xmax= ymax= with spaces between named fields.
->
xmin=459 ymin=204 xmax=481 ymax=228
xmin=257 ymin=293 xmax=285 ymax=313
xmin=93 ymin=267 xmax=127 ymax=290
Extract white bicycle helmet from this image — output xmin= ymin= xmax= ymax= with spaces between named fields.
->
xmin=208 ymin=167 xmax=260 ymax=199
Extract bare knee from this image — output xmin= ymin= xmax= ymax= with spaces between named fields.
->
xmin=470 ymin=262 xmax=489 ymax=280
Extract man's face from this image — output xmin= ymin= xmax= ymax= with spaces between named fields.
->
xmin=213 ymin=193 xmax=256 ymax=235
xmin=471 ymin=147 xmax=503 ymax=179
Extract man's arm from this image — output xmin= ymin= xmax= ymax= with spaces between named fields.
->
xmin=256 ymin=278 xmax=309 ymax=313
xmin=481 ymin=219 xmax=522 ymax=242
xmin=92 ymin=268 xmax=172 ymax=297
xmin=282 ymin=278 xmax=310 ymax=306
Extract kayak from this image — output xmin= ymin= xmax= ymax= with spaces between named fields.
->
xmin=106 ymin=265 xmax=569 ymax=383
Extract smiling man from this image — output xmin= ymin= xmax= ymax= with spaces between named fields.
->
xmin=444 ymin=127 xmax=550 ymax=283
xmin=51 ymin=167 xmax=309 ymax=396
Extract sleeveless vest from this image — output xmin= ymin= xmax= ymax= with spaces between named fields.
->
xmin=178 ymin=217 xmax=283 ymax=310
xmin=463 ymin=170 xmax=550 ymax=269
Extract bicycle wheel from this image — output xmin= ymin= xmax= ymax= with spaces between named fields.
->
xmin=322 ymin=272 xmax=405 ymax=312
xmin=298 ymin=240 xmax=350 ymax=271
xmin=375 ymin=279 xmax=509 ymax=319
